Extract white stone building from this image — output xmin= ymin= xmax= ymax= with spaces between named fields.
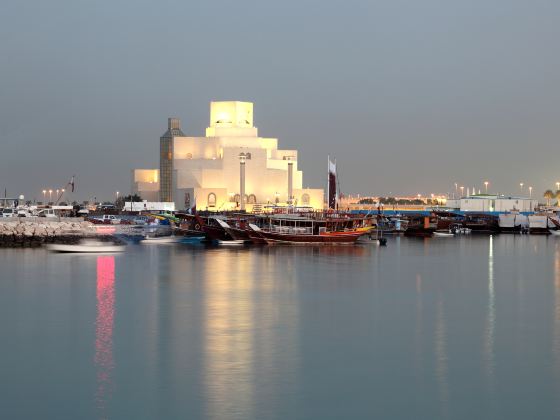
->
xmin=132 ymin=101 xmax=324 ymax=211
xmin=447 ymin=195 xmax=538 ymax=212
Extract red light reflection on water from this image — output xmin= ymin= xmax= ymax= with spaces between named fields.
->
xmin=95 ymin=256 xmax=115 ymax=413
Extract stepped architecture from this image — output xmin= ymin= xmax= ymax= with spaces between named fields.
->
xmin=132 ymin=101 xmax=324 ymax=211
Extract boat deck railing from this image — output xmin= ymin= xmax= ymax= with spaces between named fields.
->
xmin=270 ymin=226 xmax=313 ymax=235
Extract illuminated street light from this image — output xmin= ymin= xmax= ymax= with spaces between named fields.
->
xmin=520 ymin=182 xmax=524 ymax=193
xmin=484 ymin=181 xmax=489 ymax=194
xmin=460 ymin=186 xmax=464 ymax=197
xmin=529 ymin=186 xmax=533 ymax=198
xmin=48 ymin=189 xmax=53 ymax=202
xmin=42 ymin=190 xmax=46 ymax=203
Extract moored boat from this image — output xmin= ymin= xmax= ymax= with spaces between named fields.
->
xmin=433 ymin=231 xmax=455 ymax=237
xmin=528 ymin=214 xmax=558 ymax=234
xmin=247 ymin=223 xmax=365 ymax=244
xmin=499 ymin=212 xmax=529 ymax=233
xmin=463 ymin=213 xmax=500 ymax=233
xmin=47 ymin=239 xmax=125 ymax=253
xmin=141 ymin=235 xmax=182 ymax=244
xmin=404 ymin=215 xmax=437 ymax=237
xmin=214 ymin=218 xmax=251 ymax=241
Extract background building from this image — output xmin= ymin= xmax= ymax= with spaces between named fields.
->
xmin=446 ymin=195 xmax=538 ymax=212
xmin=132 ymin=101 xmax=323 ymax=211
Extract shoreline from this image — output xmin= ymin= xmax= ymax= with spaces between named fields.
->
xmin=0 ymin=219 xmax=98 ymax=247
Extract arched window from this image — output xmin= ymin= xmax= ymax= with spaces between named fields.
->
xmin=248 ymin=194 xmax=257 ymax=204
xmin=233 ymin=194 xmax=240 ymax=203
xmin=301 ymin=193 xmax=310 ymax=205
xmin=208 ymin=193 xmax=216 ymax=207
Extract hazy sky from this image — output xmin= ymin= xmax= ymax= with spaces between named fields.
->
xmin=1 ymin=0 xmax=559 ymax=201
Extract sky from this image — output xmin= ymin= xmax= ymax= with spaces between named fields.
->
xmin=1 ymin=0 xmax=559 ymax=202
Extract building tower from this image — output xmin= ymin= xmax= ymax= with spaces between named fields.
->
xmin=159 ymin=118 xmax=185 ymax=202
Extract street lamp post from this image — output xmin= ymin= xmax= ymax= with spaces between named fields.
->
xmin=556 ymin=182 xmax=560 ymax=191
xmin=529 ymin=186 xmax=533 ymax=198
xmin=48 ymin=189 xmax=53 ymax=203
xmin=116 ymin=191 xmax=119 ymax=204
xmin=454 ymin=183 xmax=458 ymax=198
xmin=460 ymin=186 xmax=464 ymax=197
xmin=42 ymin=190 xmax=46 ymax=203
xmin=520 ymin=182 xmax=524 ymax=194
xmin=484 ymin=181 xmax=489 ymax=194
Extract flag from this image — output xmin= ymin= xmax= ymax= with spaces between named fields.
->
xmin=328 ymin=159 xmax=336 ymax=175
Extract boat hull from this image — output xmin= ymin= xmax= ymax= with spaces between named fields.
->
xmin=47 ymin=244 xmax=125 ymax=253
xmin=499 ymin=214 xmax=529 ymax=233
xmin=141 ymin=236 xmax=182 ymax=244
xmin=433 ymin=232 xmax=454 ymax=237
xmin=202 ymin=225 xmax=233 ymax=241
xmin=529 ymin=215 xmax=558 ymax=234
xmin=250 ymin=230 xmax=363 ymax=244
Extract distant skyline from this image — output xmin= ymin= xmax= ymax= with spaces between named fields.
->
xmin=1 ymin=0 xmax=559 ymax=202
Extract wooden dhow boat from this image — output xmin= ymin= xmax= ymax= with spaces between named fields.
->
xmin=244 ymin=213 xmax=374 ymax=244
xmin=462 ymin=213 xmax=500 ymax=233
xmin=247 ymin=224 xmax=367 ymax=244
xmin=404 ymin=215 xmax=437 ymax=237
xmin=177 ymin=210 xmax=374 ymax=245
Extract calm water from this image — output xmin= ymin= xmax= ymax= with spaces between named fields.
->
xmin=1 ymin=235 xmax=560 ymax=419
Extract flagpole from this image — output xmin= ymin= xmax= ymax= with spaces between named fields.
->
xmin=327 ymin=155 xmax=330 ymax=210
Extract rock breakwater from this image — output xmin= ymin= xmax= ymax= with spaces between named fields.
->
xmin=0 ymin=220 xmax=97 ymax=247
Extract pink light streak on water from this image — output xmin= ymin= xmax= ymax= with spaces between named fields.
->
xmin=95 ymin=256 xmax=115 ymax=415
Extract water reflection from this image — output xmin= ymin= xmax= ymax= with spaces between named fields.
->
xmin=434 ymin=294 xmax=449 ymax=417
xmin=202 ymin=249 xmax=299 ymax=419
xmin=203 ymin=251 xmax=256 ymax=419
xmin=554 ymin=242 xmax=560 ymax=371
xmin=484 ymin=235 xmax=496 ymax=390
xmin=414 ymin=274 xmax=424 ymax=389
xmin=95 ymin=256 xmax=115 ymax=416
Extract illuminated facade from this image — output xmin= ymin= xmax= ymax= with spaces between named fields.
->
xmin=133 ymin=101 xmax=324 ymax=211
xmin=160 ymin=118 xmax=184 ymax=202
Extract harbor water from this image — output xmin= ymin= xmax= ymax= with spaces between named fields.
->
xmin=2 ymin=235 xmax=560 ymax=419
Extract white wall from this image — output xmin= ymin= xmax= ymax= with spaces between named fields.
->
xmin=460 ymin=197 xmax=537 ymax=212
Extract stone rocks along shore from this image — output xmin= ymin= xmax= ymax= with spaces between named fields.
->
xmin=0 ymin=220 xmax=97 ymax=247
